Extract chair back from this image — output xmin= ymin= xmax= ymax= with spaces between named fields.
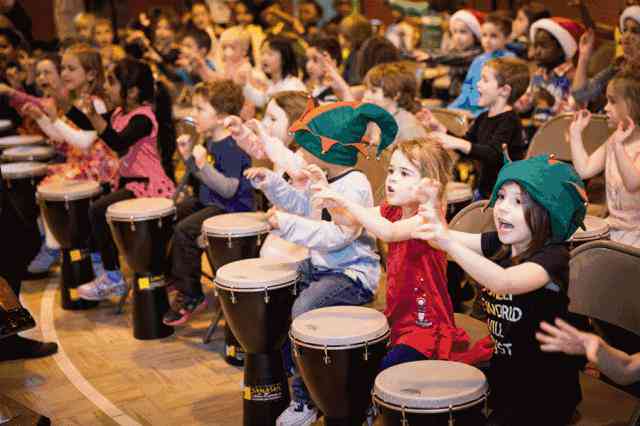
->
xmin=430 ymin=108 xmax=470 ymax=137
xmin=449 ymin=200 xmax=495 ymax=233
xmin=355 ymin=145 xmax=391 ymax=205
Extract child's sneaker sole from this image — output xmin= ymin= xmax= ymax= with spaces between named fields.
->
xmin=163 ymin=299 xmax=209 ymax=326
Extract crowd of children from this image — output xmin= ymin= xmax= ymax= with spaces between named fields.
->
xmin=2 ymin=1 xmax=640 ymax=425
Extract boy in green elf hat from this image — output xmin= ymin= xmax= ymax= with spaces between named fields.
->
xmin=412 ymin=154 xmax=587 ymax=425
xmin=245 ymin=100 xmax=398 ymax=425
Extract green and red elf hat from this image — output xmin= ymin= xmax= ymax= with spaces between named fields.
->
xmin=288 ymin=99 xmax=399 ymax=167
xmin=487 ymin=154 xmax=588 ymax=242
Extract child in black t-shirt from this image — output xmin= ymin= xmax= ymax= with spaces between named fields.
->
xmin=412 ymin=155 xmax=588 ymax=426
xmin=419 ymin=56 xmax=530 ymax=199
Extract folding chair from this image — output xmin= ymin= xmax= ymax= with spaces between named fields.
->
xmin=429 ymin=108 xmax=470 ymax=137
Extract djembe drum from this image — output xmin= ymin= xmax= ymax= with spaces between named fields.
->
xmin=1 ymin=162 xmax=47 ymax=226
xmin=2 ymin=146 xmax=54 ymax=163
xmin=214 ymin=258 xmax=298 ymax=425
xmin=107 ymin=197 xmax=176 ymax=340
xmin=291 ymin=306 xmax=390 ymax=425
xmin=373 ymin=360 xmax=488 ymax=426
xmin=202 ymin=212 xmax=270 ymax=365
xmin=0 ymin=135 xmax=45 ymax=152
xmin=38 ymin=180 xmax=102 ymax=310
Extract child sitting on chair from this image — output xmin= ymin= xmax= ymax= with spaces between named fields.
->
xmin=163 ymin=79 xmax=254 ymax=326
xmin=245 ymin=101 xmax=398 ymax=426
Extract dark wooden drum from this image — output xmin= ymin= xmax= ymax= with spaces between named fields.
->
xmin=1 ymin=162 xmax=47 ymax=225
xmin=107 ymin=197 xmax=176 ymax=340
xmin=0 ymin=277 xmax=35 ymax=339
xmin=373 ymin=360 xmax=488 ymax=426
xmin=2 ymin=146 xmax=54 ymax=163
xmin=38 ymin=180 xmax=102 ymax=310
xmin=214 ymin=258 xmax=298 ymax=426
xmin=291 ymin=306 xmax=390 ymax=425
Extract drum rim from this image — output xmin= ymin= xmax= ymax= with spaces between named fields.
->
xmin=202 ymin=212 xmax=270 ymax=236
xmin=106 ymin=198 xmax=176 ymax=220
xmin=1 ymin=161 xmax=48 ymax=178
xmin=204 ymin=229 xmax=269 ymax=238
xmin=37 ymin=181 xmax=102 ymax=201
xmin=213 ymin=278 xmax=297 ymax=292
xmin=290 ymin=328 xmax=390 ymax=350
xmin=214 ymin=258 xmax=300 ymax=289
xmin=0 ymin=134 xmax=45 ymax=146
xmin=2 ymin=146 xmax=54 ymax=160
xmin=372 ymin=392 xmax=487 ymax=414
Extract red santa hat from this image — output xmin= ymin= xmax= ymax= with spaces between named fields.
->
xmin=530 ymin=17 xmax=585 ymax=60
xmin=450 ymin=9 xmax=486 ymax=41
xmin=620 ymin=6 xmax=640 ymax=30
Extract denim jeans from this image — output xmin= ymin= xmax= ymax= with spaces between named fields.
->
xmin=283 ymin=261 xmax=374 ymax=404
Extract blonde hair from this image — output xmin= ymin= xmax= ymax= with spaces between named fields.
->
xmin=270 ymin=91 xmax=311 ymax=125
xmin=95 ymin=18 xmax=112 ymax=29
xmin=64 ymin=43 xmax=105 ymax=98
xmin=220 ymin=26 xmax=251 ymax=53
xmin=73 ymin=12 xmax=95 ymax=28
xmin=391 ymin=137 xmax=453 ymax=204
xmin=610 ymin=71 xmax=640 ymax=124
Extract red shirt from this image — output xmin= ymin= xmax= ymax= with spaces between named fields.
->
xmin=382 ymin=203 xmax=492 ymax=364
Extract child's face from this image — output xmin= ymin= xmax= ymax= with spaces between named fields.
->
xmin=621 ymin=18 xmax=640 ymax=61
xmin=512 ymin=10 xmax=529 ymax=39
xmin=192 ymin=4 xmax=211 ymax=30
xmin=450 ymin=19 xmax=476 ymax=51
xmin=261 ymin=43 xmax=282 ymax=78
xmin=335 ymin=1 xmax=352 ymax=17
xmin=222 ymin=39 xmax=246 ymax=65
xmin=192 ymin=94 xmax=222 ymax=133
xmin=477 ymin=66 xmax=504 ymax=107
xmin=604 ymin=83 xmax=630 ymax=127
xmin=155 ymin=18 xmax=175 ymax=46
xmin=299 ymin=3 xmax=319 ymax=25
xmin=104 ymin=71 xmax=122 ymax=107
xmin=61 ymin=52 xmax=90 ymax=93
xmin=95 ymin=23 xmax=114 ymax=47
xmin=35 ymin=59 xmax=63 ymax=96
xmin=363 ymin=85 xmax=396 ymax=111
xmin=385 ymin=150 xmax=422 ymax=206
xmin=305 ymin=47 xmax=327 ymax=81
xmin=480 ymin=22 xmax=507 ymax=53
xmin=235 ymin=3 xmax=254 ymax=26
xmin=263 ymin=99 xmax=290 ymax=143
xmin=75 ymin=23 xmax=93 ymax=41
xmin=0 ymin=35 xmax=15 ymax=66
xmin=532 ymin=29 xmax=564 ymax=68
xmin=493 ymin=182 xmax=532 ymax=248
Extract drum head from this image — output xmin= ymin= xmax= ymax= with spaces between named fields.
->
xmin=0 ymin=135 xmax=45 ymax=148
xmin=374 ymin=361 xmax=488 ymax=410
xmin=203 ymin=212 xmax=269 ymax=237
xmin=107 ymin=197 xmax=175 ymax=221
xmin=0 ymin=119 xmax=12 ymax=132
xmin=260 ymin=234 xmax=309 ymax=265
xmin=2 ymin=145 xmax=54 ymax=160
xmin=570 ymin=215 xmax=610 ymax=241
xmin=291 ymin=306 xmax=389 ymax=347
xmin=214 ymin=258 xmax=298 ymax=291
xmin=37 ymin=179 xmax=101 ymax=201
xmin=1 ymin=161 xmax=47 ymax=179
xmin=446 ymin=182 xmax=473 ymax=204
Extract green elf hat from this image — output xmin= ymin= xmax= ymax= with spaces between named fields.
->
xmin=288 ymin=99 xmax=399 ymax=166
xmin=487 ymin=154 xmax=588 ymax=242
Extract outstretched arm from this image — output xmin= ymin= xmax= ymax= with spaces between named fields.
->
xmin=568 ymin=110 xmax=606 ymax=179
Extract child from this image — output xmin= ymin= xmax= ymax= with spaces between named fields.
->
xmin=412 ymin=155 xmax=587 ymax=426
xmin=568 ymin=73 xmax=640 ymax=248
xmin=175 ymin=28 xmax=216 ymax=86
xmin=189 ymin=1 xmax=219 ymax=63
xmin=420 ymin=56 xmax=530 ymax=198
xmin=245 ymin=101 xmax=398 ymax=425
xmin=312 ymin=137 xmax=493 ymax=371
xmin=243 ymin=35 xmax=306 ymax=109
xmin=363 ymin=62 xmax=427 ymax=143
xmin=73 ymin=12 xmax=96 ymax=43
xmin=508 ymin=2 xmax=550 ymax=59
xmin=448 ymin=12 xmax=515 ymax=117
xmin=76 ymin=59 xmax=177 ymax=300
xmin=305 ymin=35 xmax=342 ymax=104
xmin=217 ymin=26 xmax=260 ymax=88
xmin=163 ymin=79 xmax=254 ymax=325
xmin=515 ymin=17 xmax=584 ymax=121
xmin=339 ymin=14 xmax=373 ymax=85
xmin=94 ymin=18 xmax=125 ymax=69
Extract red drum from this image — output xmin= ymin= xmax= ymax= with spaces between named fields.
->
xmin=38 ymin=180 xmax=102 ymax=310
xmin=291 ymin=306 xmax=390 ymax=425
xmin=568 ymin=215 xmax=610 ymax=250
xmin=214 ymin=258 xmax=298 ymax=425
xmin=2 ymin=146 xmax=54 ymax=163
xmin=373 ymin=361 xmax=488 ymax=426
xmin=107 ymin=198 xmax=176 ymax=340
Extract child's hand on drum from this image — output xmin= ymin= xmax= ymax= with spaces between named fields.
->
xmin=192 ymin=145 xmax=208 ymax=169
xmin=266 ymin=207 xmax=279 ymax=230
xmin=177 ymin=134 xmax=193 ymax=159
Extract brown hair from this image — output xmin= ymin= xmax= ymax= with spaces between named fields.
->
xmin=493 ymin=182 xmax=552 ymax=264
xmin=610 ymin=71 xmax=640 ymax=124
xmin=485 ymin=56 xmax=530 ymax=104
xmin=64 ymin=43 xmax=104 ymax=98
xmin=194 ymin=79 xmax=244 ymax=116
xmin=339 ymin=13 xmax=372 ymax=50
xmin=485 ymin=12 xmax=512 ymax=38
xmin=364 ymin=62 xmax=420 ymax=113
xmin=391 ymin=137 xmax=453 ymax=205
xmin=519 ymin=2 xmax=550 ymax=25
xmin=270 ymin=91 xmax=311 ymax=125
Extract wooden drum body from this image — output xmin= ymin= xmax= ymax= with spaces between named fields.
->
xmin=1 ymin=162 xmax=47 ymax=225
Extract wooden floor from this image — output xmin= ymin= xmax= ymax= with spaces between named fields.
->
xmin=1 ymin=264 xmax=638 ymax=425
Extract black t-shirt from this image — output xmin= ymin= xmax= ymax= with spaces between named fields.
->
xmin=481 ymin=232 xmax=582 ymax=425
xmin=465 ymin=110 xmax=527 ymax=198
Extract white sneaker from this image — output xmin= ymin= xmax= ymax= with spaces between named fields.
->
xmin=275 ymin=401 xmax=318 ymax=426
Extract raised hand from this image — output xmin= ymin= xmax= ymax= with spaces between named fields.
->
xmin=610 ymin=116 xmax=636 ymax=147
xmin=537 ymin=318 xmax=601 ymax=362
xmin=578 ymin=29 xmax=595 ymax=58
xmin=416 ymin=108 xmax=447 ymax=133
xmin=20 ymin=102 xmax=45 ymax=120
xmin=304 ymin=164 xmax=328 ymax=186
xmin=310 ymin=183 xmax=343 ymax=209
xmin=569 ymin=109 xmax=592 ymax=137
xmin=192 ymin=144 xmax=208 ymax=168
xmin=244 ymin=167 xmax=271 ymax=189
xmin=266 ymin=206 xmax=279 ymax=230
xmin=224 ymin=116 xmax=245 ymax=138
xmin=413 ymin=177 xmax=441 ymax=205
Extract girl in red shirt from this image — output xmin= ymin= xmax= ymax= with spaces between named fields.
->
xmin=312 ymin=137 xmax=492 ymax=369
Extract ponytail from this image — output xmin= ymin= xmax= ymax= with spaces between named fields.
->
xmin=154 ymin=81 xmax=177 ymax=182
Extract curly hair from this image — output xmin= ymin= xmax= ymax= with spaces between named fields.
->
xmin=193 ymin=79 xmax=244 ymax=116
